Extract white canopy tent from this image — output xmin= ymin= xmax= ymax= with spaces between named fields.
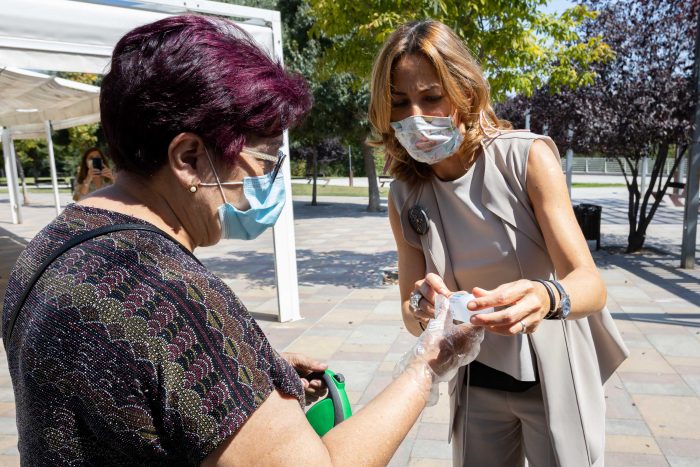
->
xmin=1 ymin=67 xmax=102 ymax=220
xmin=0 ymin=0 xmax=302 ymax=322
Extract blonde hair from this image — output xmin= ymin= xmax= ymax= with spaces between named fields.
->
xmin=369 ymin=19 xmax=511 ymax=185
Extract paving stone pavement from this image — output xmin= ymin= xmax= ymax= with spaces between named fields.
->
xmin=0 ymin=186 xmax=699 ymax=466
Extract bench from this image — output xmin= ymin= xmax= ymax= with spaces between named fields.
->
xmin=378 ymin=175 xmax=394 ymax=187
xmin=33 ymin=177 xmax=73 ymax=189
xmin=306 ymin=172 xmax=330 ymax=186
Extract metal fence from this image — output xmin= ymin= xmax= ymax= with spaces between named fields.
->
xmin=560 ymin=157 xmax=686 ymax=177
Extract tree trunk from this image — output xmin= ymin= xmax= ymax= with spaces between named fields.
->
xmin=624 ymin=142 xmax=685 ymax=253
xmin=362 ymin=139 xmax=381 ymax=212
xmin=311 ymin=148 xmax=318 ymax=206
xmin=618 ymin=156 xmax=642 ymax=253
xmin=627 ymin=230 xmax=646 ymax=253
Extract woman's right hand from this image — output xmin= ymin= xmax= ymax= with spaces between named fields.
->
xmin=410 ymin=273 xmax=452 ymax=326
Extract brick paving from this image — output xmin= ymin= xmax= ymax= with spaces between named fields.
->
xmin=0 ymin=185 xmax=699 ymax=466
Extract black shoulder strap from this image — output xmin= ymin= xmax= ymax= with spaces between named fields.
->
xmin=4 ymin=223 xmax=199 ymax=344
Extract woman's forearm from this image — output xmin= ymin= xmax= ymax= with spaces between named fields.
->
xmin=402 ymin=302 xmax=424 ymax=337
xmin=557 ymin=266 xmax=607 ymax=320
xmin=321 ymin=362 xmax=431 ymax=466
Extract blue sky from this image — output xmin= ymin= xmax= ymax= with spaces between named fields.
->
xmin=542 ymin=0 xmax=575 ymax=14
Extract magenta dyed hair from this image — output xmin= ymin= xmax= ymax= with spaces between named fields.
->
xmin=100 ymin=15 xmax=312 ymax=176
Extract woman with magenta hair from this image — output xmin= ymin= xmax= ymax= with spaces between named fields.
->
xmin=2 ymin=15 xmax=483 ymax=466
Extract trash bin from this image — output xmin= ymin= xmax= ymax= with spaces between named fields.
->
xmin=573 ymin=203 xmax=602 ymax=250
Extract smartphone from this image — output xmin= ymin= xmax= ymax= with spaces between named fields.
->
xmin=92 ymin=158 xmax=103 ymax=171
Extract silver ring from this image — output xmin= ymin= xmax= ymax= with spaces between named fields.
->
xmin=519 ymin=320 xmax=528 ymax=334
xmin=409 ymin=291 xmax=424 ymax=314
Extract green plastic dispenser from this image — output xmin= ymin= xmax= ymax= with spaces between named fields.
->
xmin=305 ymin=370 xmax=353 ymax=436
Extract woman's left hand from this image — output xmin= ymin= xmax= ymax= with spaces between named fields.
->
xmin=281 ymin=352 xmax=328 ymax=404
xmin=101 ymin=167 xmax=115 ymax=181
xmin=466 ymin=280 xmax=551 ymax=336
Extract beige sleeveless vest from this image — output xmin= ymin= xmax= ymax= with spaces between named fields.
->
xmin=390 ymin=131 xmax=628 ymax=467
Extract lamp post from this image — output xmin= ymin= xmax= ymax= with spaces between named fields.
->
xmin=348 ymin=145 xmax=354 ymax=187
xmin=681 ymin=4 xmax=700 ymax=269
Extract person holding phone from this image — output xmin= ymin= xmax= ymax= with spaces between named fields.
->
xmin=72 ymin=147 xmax=115 ymax=201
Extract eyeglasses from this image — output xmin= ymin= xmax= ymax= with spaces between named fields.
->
xmin=199 ymin=147 xmax=287 ymax=190
xmin=241 ymin=148 xmax=287 ymax=183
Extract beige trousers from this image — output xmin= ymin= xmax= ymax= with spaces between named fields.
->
xmin=452 ymin=384 xmax=557 ymax=467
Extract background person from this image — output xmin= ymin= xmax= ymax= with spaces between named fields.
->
xmin=369 ymin=19 xmax=629 ymax=467
xmin=2 ymin=15 xmax=482 ymax=466
xmin=72 ymin=147 xmax=115 ymax=201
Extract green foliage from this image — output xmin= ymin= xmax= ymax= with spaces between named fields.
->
xmin=215 ymin=0 xmax=278 ymax=8
xmin=12 ymin=139 xmax=48 ymax=179
xmin=308 ymin=0 xmax=613 ymax=100
xmin=290 ymin=158 xmax=307 ymax=177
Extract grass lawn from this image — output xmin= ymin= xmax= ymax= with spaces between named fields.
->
xmin=292 ymin=182 xmax=624 ymax=197
xmin=0 ymin=182 xmax=623 ymax=198
xmin=291 ymin=184 xmax=390 ymax=197
xmin=0 ymin=188 xmax=72 ymax=194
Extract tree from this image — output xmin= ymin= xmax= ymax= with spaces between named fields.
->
xmin=309 ymin=1 xmax=612 ymax=99
xmin=218 ymin=0 xmax=376 ymax=207
xmin=291 ymin=137 xmax=347 ymax=205
xmin=308 ymin=0 xmax=614 ymax=210
xmin=502 ymin=0 xmax=697 ymax=253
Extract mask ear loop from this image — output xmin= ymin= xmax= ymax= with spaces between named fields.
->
xmin=479 ymin=110 xmax=502 ymax=138
xmin=202 ymin=148 xmax=229 ymax=204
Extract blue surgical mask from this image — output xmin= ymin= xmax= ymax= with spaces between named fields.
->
xmin=201 ymin=149 xmax=286 ymax=240
xmin=390 ymin=115 xmax=463 ymax=164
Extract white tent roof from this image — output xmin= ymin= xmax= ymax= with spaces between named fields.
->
xmin=0 ymin=0 xmax=275 ymax=74
xmin=0 ymin=67 xmax=100 ymax=139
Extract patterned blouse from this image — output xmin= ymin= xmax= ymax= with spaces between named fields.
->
xmin=2 ymin=204 xmax=304 ymax=465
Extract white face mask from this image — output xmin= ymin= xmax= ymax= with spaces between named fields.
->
xmin=390 ymin=115 xmax=463 ymax=164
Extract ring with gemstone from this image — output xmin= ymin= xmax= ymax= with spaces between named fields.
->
xmin=409 ymin=291 xmax=424 ymax=314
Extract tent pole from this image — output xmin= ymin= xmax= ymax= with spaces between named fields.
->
xmin=3 ymin=129 xmax=23 ymax=224
xmin=9 ymin=136 xmax=23 ymax=222
xmin=2 ymin=128 xmax=20 ymax=224
xmin=45 ymin=121 xmax=61 ymax=215
xmin=270 ymin=13 xmax=301 ymax=322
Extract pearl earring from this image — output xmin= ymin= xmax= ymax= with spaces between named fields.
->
xmin=189 ymin=185 xmax=197 ymax=193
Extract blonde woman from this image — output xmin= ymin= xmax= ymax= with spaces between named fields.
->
xmin=369 ymin=20 xmax=628 ymax=467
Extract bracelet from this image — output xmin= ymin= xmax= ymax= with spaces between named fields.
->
xmin=547 ymin=280 xmax=571 ymax=320
xmin=533 ymin=279 xmax=556 ymax=319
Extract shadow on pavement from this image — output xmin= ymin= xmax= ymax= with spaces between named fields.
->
xmin=575 ymin=196 xmax=688 ymax=226
xmin=0 ymin=224 xmax=29 ymax=307
xmin=202 ymin=248 xmax=398 ymax=289
xmin=597 ymin=241 xmax=700 ymax=318
xmin=610 ymin=312 xmax=700 ymax=328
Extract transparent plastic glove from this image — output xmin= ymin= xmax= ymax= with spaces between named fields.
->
xmin=394 ymin=294 xmax=484 ymax=406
